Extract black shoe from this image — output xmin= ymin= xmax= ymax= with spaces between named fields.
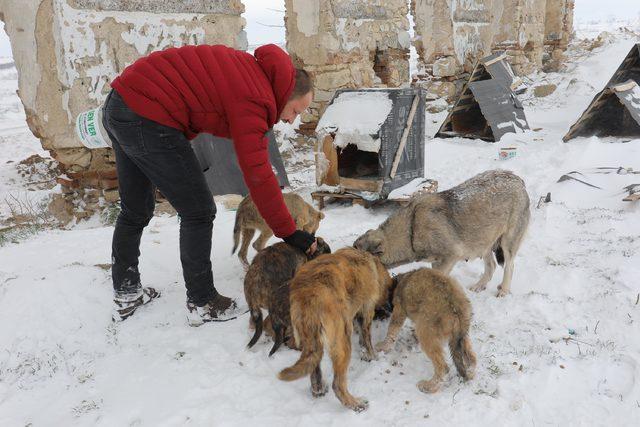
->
xmin=112 ymin=287 xmax=160 ymax=322
xmin=186 ymin=294 xmax=242 ymax=326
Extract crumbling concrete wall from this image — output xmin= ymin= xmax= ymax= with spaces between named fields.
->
xmin=493 ymin=0 xmax=547 ymax=75
xmin=411 ymin=0 xmax=502 ymax=100
xmin=412 ymin=0 xmax=574 ymax=100
xmin=543 ymin=0 xmax=574 ymax=70
xmin=284 ymin=0 xmax=410 ymax=134
xmin=1 ymin=0 xmax=246 ymax=196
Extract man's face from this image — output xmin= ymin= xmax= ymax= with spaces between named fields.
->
xmin=280 ymin=91 xmax=313 ymax=124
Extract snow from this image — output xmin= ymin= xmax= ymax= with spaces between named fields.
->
xmin=316 ymin=91 xmax=393 ymax=153
xmin=621 ymin=83 xmax=640 ymax=112
xmin=1 ymin=23 xmax=640 ymax=427
xmin=387 ymin=178 xmax=432 ymax=200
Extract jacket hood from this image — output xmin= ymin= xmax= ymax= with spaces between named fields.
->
xmin=254 ymin=44 xmax=296 ymax=119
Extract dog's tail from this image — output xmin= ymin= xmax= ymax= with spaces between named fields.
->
xmin=269 ymin=320 xmax=285 ymax=357
xmin=231 ymin=212 xmax=242 ymax=255
xmin=449 ymin=290 xmax=476 ymax=380
xmin=493 ymin=239 xmax=505 ymax=267
xmin=449 ymin=333 xmax=476 ymax=380
xmin=247 ymin=308 xmax=263 ymax=349
xmin=278 ymin=299 xmax=324 ymax=381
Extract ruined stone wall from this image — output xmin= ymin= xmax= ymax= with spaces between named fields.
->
xmin=412 ymin=0 xmax=574 ymax=100
xmin=1 ymin=0 xmax=246 ymax=194
xmin=284 ymin=0 xmax=410 ymax=133
xmin=411 ymin=0 xmax=502 ymax=100
xmin=543 ymin=0 xmax=574 ymax=70
xmin=493 ymin=0 xmax=547 ymax=75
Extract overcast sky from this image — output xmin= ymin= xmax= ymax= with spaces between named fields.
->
xmin=1 ymin=0 xmax=639 ymax=58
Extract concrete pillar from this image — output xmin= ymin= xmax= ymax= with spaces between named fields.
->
xmin=284 ymin=0 xmax=411 ymax=134
xmin=543 ymin=0 xmax=574 ymax=70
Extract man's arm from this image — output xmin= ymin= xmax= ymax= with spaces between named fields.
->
xmin=229 ymin=99 xmax=297 ymax=238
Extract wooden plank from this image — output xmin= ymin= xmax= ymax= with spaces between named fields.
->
xmin=482 ymin=53 xmax=507 ymax=66
xmin=315 ymin=134 xmax=340 ymax=186
xmin=390 ymin=94 xmax=420 ymax=179
xmin=452 ymin=104 xmax=474 ymax=113
xmin=613 ymin=80 xmax=637 ymax=92
xmin=323 ymin=135 xmax=339 ymax=186
xmin=339 ymin=177 xmax=383 ymax=192
xmin=314 ymin=137 xmax=325 ymax=186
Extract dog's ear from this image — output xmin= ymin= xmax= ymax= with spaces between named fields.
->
xmin=359 ymin=231 xmax=384 ymax=255
xmin=354 ymin=230 xmax=378 ymax=252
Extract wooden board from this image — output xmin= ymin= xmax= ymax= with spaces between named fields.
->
xmin=323 ymin=135 xmax=340 ymax=186
xmin=339 ymin=177 xmax=384 ymax=192
xmin=311 ymin=179 xmax=437 ymax=210
xmin=316 ymin=134 xmax=340 ymax=186
xmin=390 ymin=94 xmax=420 ymax=179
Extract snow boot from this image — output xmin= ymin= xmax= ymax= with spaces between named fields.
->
xmin=112 ymin=287 xmax=160 ymax=322
xmin=186 ymin=294 xmax=243 ymax=326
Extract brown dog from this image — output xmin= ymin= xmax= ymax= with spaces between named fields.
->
xmin=232 ymin=193 xmax=325 ymax=270
xmin=376 ymin=268 xmax=477 ymax=393
xmin=278 ymin=248 xmax=393 ymax=412
xmin=244 ymin=238 xmax=331 ymax=356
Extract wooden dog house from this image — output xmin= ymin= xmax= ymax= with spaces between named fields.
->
xmin=436 ymin=52 xmax=530 ymax=142
xmin=314 ymin=88 xmax=426 ymax=199
xmin=563 ymin=80 xmax=640 ymax=141
xmin=564 ymin=44 xmax=640 ymax=141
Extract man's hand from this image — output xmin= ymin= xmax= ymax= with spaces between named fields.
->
xmin=283 ymin=230 xmax=317 ymax=255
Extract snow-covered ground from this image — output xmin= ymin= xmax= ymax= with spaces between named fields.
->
xmin=1 ymin=27 xmax=640 ymax=426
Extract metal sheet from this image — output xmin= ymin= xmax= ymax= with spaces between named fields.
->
xmin=614 ymin=85 xmax=640 ymax=126
xmin=469 ymin=80 xmax=530 ymax=141
xmin=191 ymin=130 xmax=289 ymax=196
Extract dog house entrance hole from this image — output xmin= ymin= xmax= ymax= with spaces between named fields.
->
xmin=450 ymin=102 xmax=493 ymax=140
xmin=337 ymin=144 xmax=380 ymax=179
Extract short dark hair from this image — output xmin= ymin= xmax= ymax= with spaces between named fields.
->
xmin=291 ymin=68 xmax=313 ymax=99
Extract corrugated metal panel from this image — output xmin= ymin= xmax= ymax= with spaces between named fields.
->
xmin=469 ymin=80 xmax=530 ymax=141
xmin=191 ymin=130 xmax=289 ymax=196
xmin=614 ymin=83 xmax=640 ymax=126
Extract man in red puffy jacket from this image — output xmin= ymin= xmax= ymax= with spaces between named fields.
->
xmin=102 ymin=44 xmax=316 ymax=325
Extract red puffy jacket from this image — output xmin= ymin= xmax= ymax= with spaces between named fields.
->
xmin=111 ymin=44 xmax=297 ymax=238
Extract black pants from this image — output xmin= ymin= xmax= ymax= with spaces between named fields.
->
xmin=102 ymin=90 xmax=217 ymax=306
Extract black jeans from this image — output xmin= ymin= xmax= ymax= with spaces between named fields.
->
xmin=102 ymin=89 xmax=217 ymax=306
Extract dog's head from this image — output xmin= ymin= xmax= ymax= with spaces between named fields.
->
xmin=308 ymin=236 xmax=331 ymax=260
xmin=353 ymin=229 xmax=387 ymax=259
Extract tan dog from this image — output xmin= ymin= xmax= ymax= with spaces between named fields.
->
xmin=376 ymin=268 xmax=477 ymax=394
xmin=244 ymin=238 xmax=331 ymax=356
xmin=278 ymin=248 xmax=393 ymax=412
xmin=232 ymin=193 xmax=325 ymax=270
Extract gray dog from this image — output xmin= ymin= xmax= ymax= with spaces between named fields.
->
xmin=354 ymin=170 xmax=530 ymax=297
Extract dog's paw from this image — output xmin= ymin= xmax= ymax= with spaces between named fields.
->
xmin=417 ymin=379 xmax=441 ymax=394
xmin=311 ymin=382 xmax=328 ymax=398
xmin=469 ymin=283 xmax=487 ymax=293
xmin=496 ymin=286 xmax=510 ymax=297
xmin=348 ymin=397 xmax=369 ymax=413
xmin=360 ymin=350 xmax=377 ymax=362
xmin=375 ymin=341 xmax=392 ymax=353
